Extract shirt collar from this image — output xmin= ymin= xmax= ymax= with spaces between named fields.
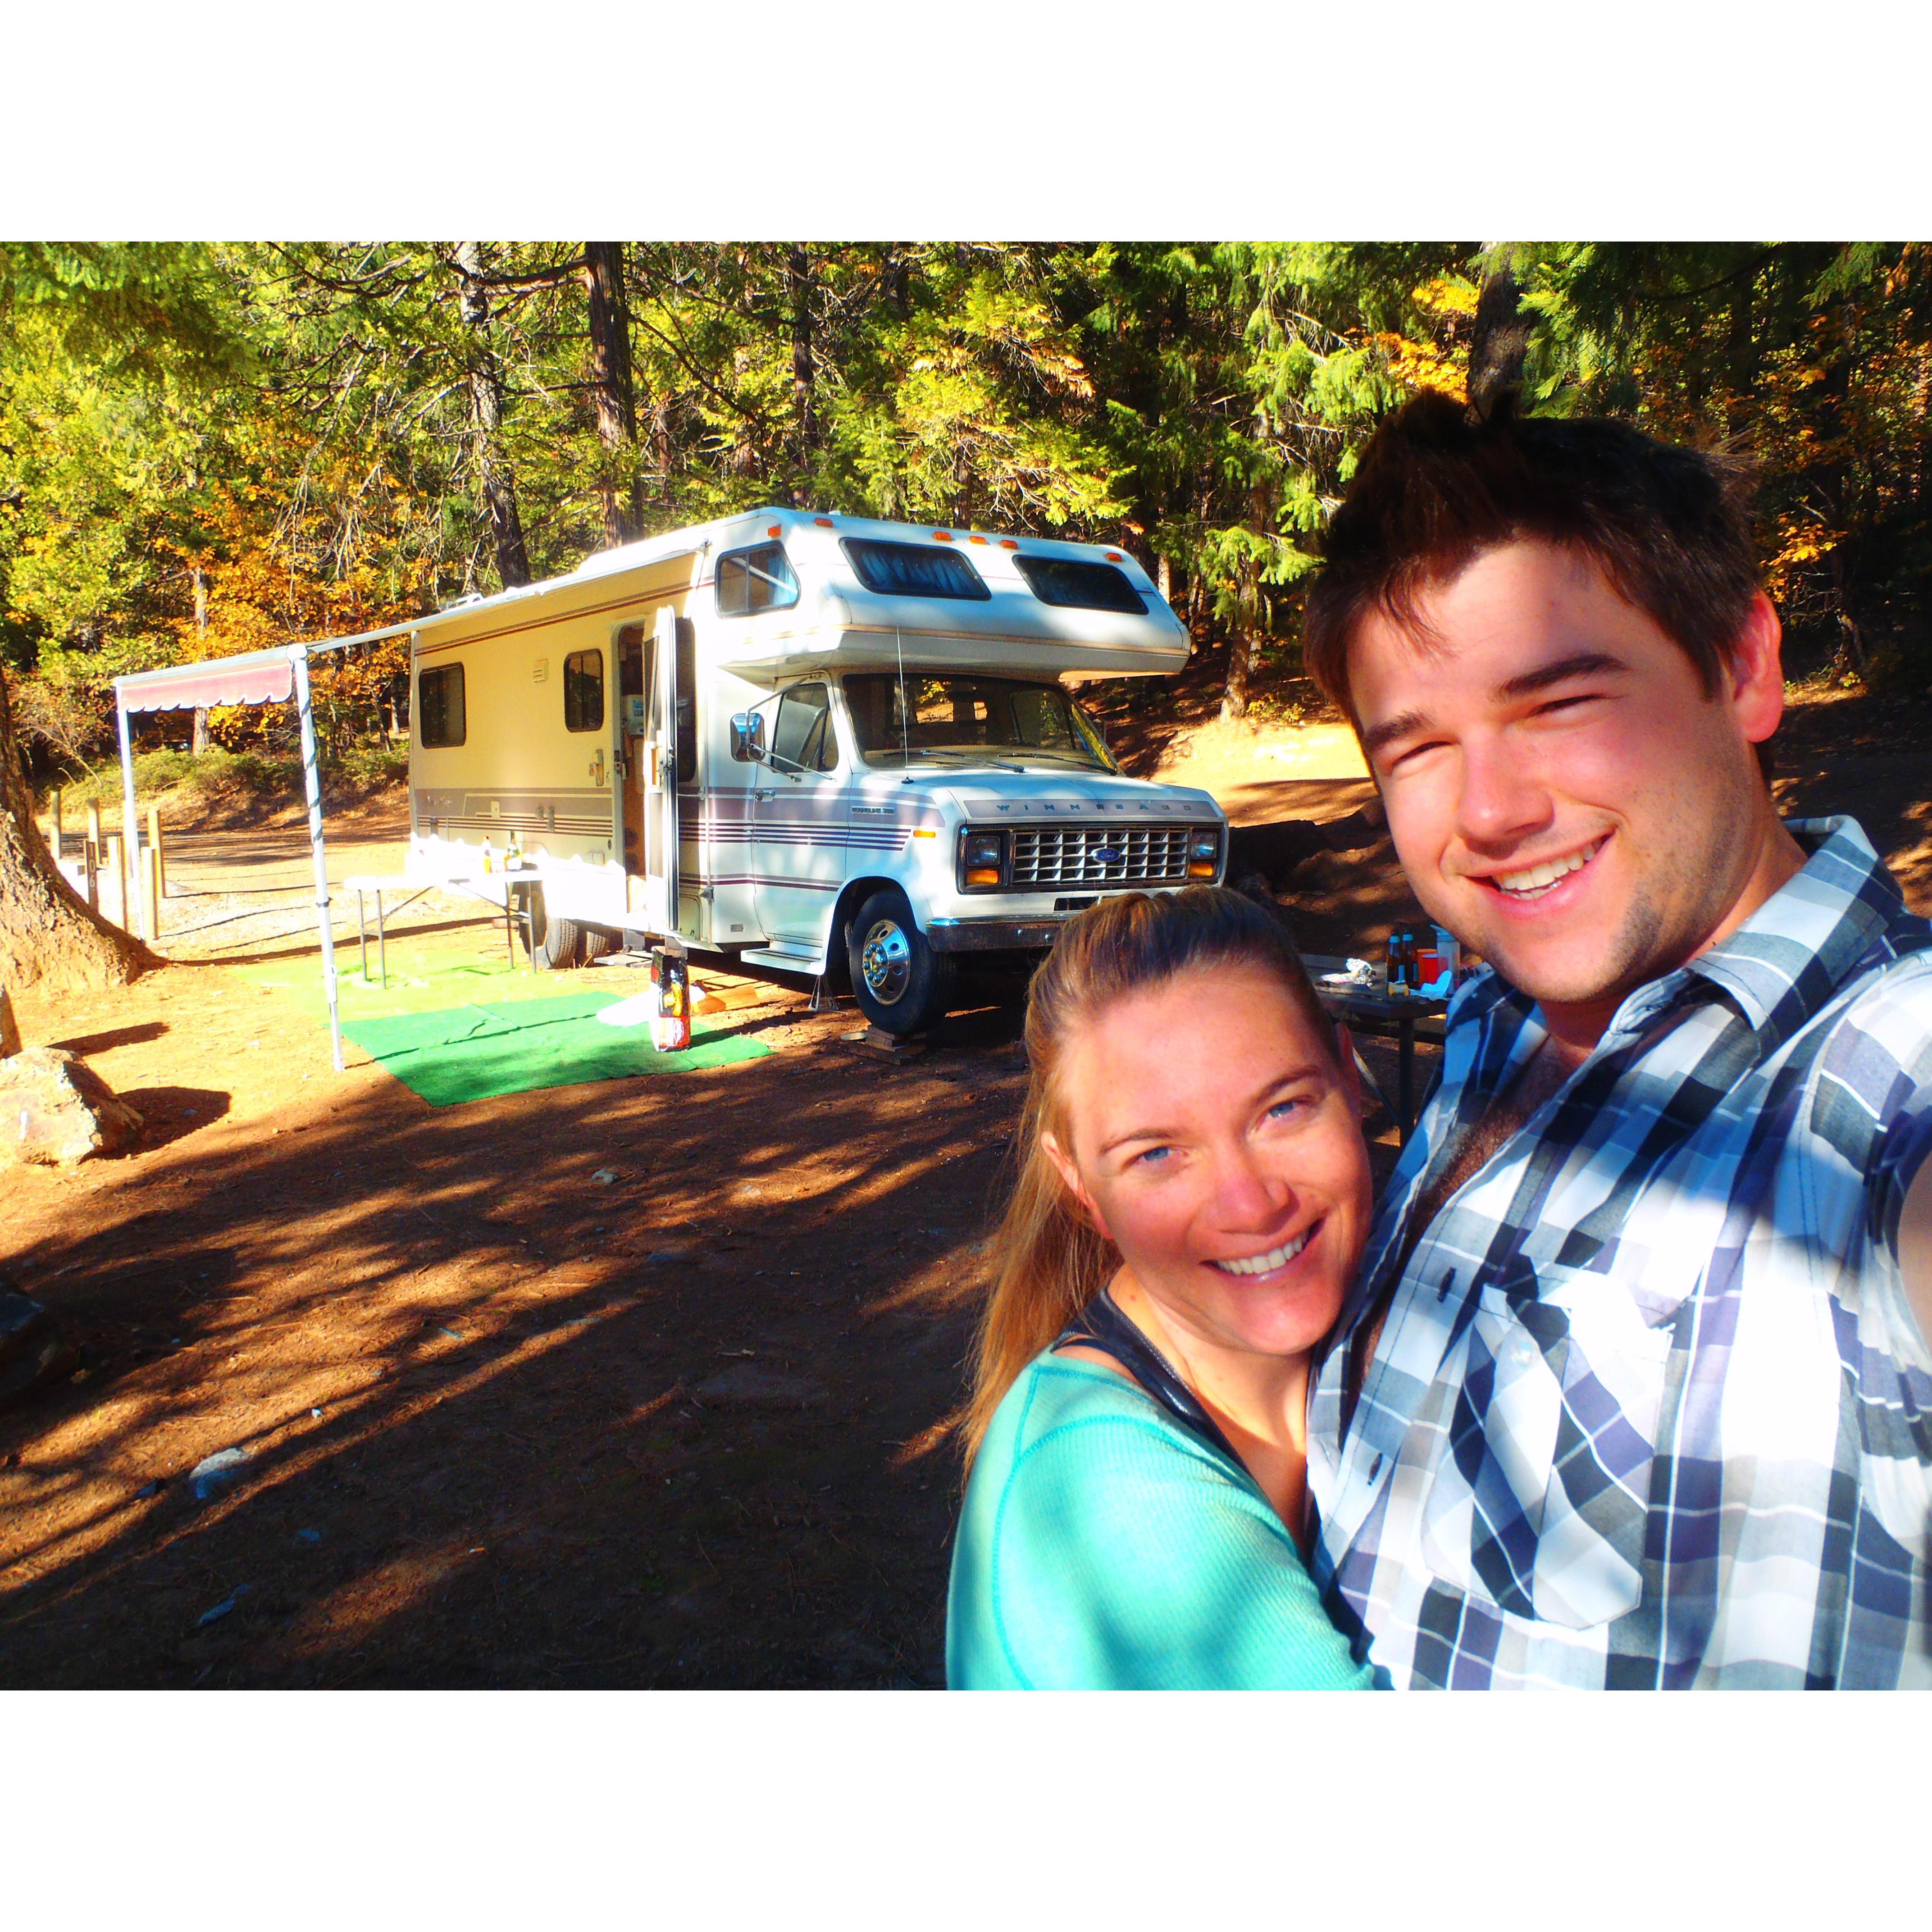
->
xmin=1675 ymin=816 xmax=1909 ymax=1040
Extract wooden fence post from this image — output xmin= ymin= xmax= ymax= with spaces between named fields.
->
xmin=141 ymin=842 xmax=161 ymax=943
xmin=50 ymin=787 xmax=63 ymax=864
xmin=87 ymin=799 xmax=103 ymax=863
xmin=148 ymin=805 xmax=167 ymax=900
xmin=107 ymin=834 xmax=127 ymax=930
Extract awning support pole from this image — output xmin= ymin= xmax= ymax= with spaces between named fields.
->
xmin=291 ymin=644 xmax=345 ymax=1074
xmin=115 ymin=695 xmax=144 ymax=940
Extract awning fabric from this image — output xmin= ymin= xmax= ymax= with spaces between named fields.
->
xmin=117 ymin=647 xmax=295 ymax=712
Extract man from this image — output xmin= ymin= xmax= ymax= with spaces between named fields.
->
xmin=1300 ymin=392 xmax=1932 ymax=1688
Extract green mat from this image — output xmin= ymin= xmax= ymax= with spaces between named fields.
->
xmin=241 ymin=952 xmax=597 ymax=1022
xmin=338 ymin=991 xmax=771 ymax=1107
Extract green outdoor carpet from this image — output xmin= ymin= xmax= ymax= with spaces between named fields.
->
xmin=337 ymin=991 xmax=771 ymax=1107
xmin=241 ymin=953 xmax=606 ymax=1022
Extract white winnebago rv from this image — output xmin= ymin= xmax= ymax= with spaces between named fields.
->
xmin=403 ymin=506 xmax=1228 ymax=1034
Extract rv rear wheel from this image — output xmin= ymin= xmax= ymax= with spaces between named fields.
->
xmin=579 ymin=926 xmax=620 ymax=963
xmin=847 ymin=888 xmax=955 ymax=1037
xmin=518 ymin=887 xmax=586 ymax=971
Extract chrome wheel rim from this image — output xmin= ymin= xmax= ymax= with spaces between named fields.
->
xmin=859 ymin=918 xmax=912 ymax=1005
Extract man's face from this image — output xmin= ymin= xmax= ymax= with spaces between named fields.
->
xmin=1349 ymin=541 xmax=1784 ymax=1021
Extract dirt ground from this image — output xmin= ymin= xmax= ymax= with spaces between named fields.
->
xmin=5 ymin=684 xmax=1930 ymax=1687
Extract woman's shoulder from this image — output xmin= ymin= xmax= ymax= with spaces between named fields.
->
xmin=970 ymin=1347 xmax=1280 ymax=1534
xmin=949 ymin=1349 xmax=1371 ymax=1690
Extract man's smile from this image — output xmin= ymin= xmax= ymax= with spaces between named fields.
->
xmin=1470 ymin=834 xmax=1608 ymax=902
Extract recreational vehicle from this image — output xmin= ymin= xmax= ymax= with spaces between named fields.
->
xmin=403 ymin=507 xmax=1228 ymax=1034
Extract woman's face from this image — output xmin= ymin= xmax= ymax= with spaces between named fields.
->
xmin=1042 ymin=965 xmax=1372 ymax=1361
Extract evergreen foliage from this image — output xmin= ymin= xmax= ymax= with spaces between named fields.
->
xmin=4 ymin=240 xmax=1930 ymax=766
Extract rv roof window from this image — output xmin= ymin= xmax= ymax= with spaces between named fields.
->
xmin=1012 ymin=554 xmax=1146 ymax=614
xmin=418 ymin=663 xmax=465 ymax=748
xmin=716 ymin=542 xmax=799 ymax=616
xmin=840 ymin=538 xmax=991 ymax=602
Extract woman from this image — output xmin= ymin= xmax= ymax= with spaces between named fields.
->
xmin=947 ymin=887 xmax=1376 ymax=1690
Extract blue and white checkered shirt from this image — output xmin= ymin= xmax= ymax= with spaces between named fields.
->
xmin=1307 ymin=818 xmax=1932 ymax=1688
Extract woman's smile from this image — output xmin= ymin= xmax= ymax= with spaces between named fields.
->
xmin=1205 ymin=1219 xmax=1321 ymax=1279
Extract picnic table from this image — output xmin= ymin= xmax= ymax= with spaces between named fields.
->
xmin=343 ymin=871 xmax=537 ymax=987
xmin=1303 ymin=953 xmax=1449 ymax=1144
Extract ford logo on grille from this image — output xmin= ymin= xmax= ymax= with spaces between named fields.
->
xmin=1094 ymin=846 xmax=1125 ymax=865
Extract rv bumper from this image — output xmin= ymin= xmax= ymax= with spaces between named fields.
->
xmin=925 ymin=915 xmax=1067 ymax=954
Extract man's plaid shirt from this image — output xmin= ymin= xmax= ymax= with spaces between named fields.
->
xmin=1307 ymin=818 xmax=1932 ymax=1688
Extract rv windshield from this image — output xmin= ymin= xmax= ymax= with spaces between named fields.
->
xmin=843 ymin=673 xmax=1118 ymax=773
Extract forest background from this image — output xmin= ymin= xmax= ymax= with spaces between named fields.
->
xmin=3 ymin=240 xmax=1930 ymax=787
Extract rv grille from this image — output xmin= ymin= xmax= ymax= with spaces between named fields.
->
xmin=1008 ymin=825 xmax=1200 ymax=889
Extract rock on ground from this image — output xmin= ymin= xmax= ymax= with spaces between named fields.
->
xmin=0 ymin=1286 xmax=81 ymax=1407
xmin=0 ymin=1046 xmax=143 ymax=1167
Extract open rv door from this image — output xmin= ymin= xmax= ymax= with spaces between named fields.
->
xmin=640 ymin=603 xmax=680 ymax=934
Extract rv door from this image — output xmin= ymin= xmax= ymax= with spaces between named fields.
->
xmin=640 ymin=604 xmax=679 ymax=932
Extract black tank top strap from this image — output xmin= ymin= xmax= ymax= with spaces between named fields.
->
xmin=1053 ymin=1288 xmax=1246 ymax=1469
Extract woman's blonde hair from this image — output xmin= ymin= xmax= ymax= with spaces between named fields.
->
xmin=961 ymin=886 xmax=1333 ymax=1465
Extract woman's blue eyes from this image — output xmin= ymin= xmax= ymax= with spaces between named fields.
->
xmin=1129 ymin=1101 xmax=1303 ymax=1167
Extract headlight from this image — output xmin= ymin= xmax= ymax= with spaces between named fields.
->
xmin=958 ymin=829 xmax=1007 ymax=891
xmin=1188 ymin=829 xmax=1221 ymax=879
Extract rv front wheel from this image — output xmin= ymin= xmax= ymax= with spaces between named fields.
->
xmin=847 ymin=888 xmax=955 ymax=1036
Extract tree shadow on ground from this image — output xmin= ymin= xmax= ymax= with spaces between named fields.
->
xmin=0 ymin=1007 xmax=1025 ymax=1688
xmin=50 ymin=1022 xmax=169 ymax=1055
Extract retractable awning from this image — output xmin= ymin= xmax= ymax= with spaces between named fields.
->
xmin=116 ymin=646 xmax=297 ymax=713
xmin=110 ymin=617 xmax=422 ymax=1074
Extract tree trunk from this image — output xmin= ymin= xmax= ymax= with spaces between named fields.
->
xmin=1815 ymin=295 xmax=1862 ymax=674
xmin=1725 ymin=266 xmax=1757 ymax=440
xmin=788 ymin=245 xmax=817 ymax=501
xmin=454 ymin=242 xmax=533 ymax=588
xmin=1468 ymin=251 xmax=1530 ymax=421
xmin=1221 ymin=546 xmax=1261 ymax=720
xmin=583 ymin=242 xmax=642 ymax=547
xmin=1221 ymin=629 xmax=1254 ymax=720
xmin=191 ymin=564 xmax=210 ymax=752
xmin=0 ymin=668 xmax=155 ymax=992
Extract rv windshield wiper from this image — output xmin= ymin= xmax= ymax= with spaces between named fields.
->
xmin=906 ymin=748 xmax=1027 ymax=774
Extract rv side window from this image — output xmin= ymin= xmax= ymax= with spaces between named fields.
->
xmin=417 ymin=663 xmax=465 ymax=748
xmin=770 ymin=683 xmax=836 ymax=774
xmin=715 ymin=542 xmax=799 ymax=616
xmin=564 ymin=650 xmax=605 ymax=732
xmin=1012 ymin=554 xmax=1146 ymax=614
xmin=839 ymin=538 xmax=991 ymax=601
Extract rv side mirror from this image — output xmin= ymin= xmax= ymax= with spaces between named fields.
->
xmin=729 ymin=711 xmax=767 ymax=763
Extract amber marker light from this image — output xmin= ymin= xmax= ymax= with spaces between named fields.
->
xmin=933 ymin=529 xmax=953 ymax=541
xmin=767 ymin=525 xmax=782 ymax=538
xmin=814 ymin=516 xmax=835 ymax=527
xmin=1000 ymin=539 xmax=1019 ymax=550
xmin=967 ymin=534 xmax=988 ymax=544
xmin=1105 ymin=551 xmax=1124 ymax=561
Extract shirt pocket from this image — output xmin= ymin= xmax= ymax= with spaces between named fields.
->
xmin=1418 ymin=1260 xmax=1676 ymax=1631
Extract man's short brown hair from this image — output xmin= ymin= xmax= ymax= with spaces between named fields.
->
xmin=1304 ymin=392 xmax=1764 ymax=725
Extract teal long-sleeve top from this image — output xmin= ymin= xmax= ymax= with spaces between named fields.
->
xmin=947 ymin=1351 xmax=1374 ymax=1690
